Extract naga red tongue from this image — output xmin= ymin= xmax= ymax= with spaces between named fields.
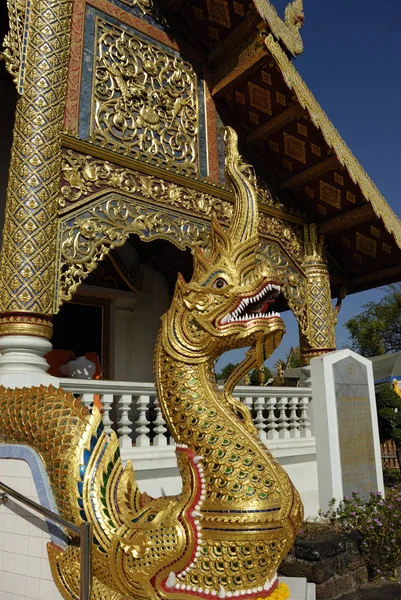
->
xmin=260 ymin=299 xmax=273 ymax=314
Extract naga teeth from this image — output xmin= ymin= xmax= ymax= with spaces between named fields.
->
xmin=166 ymin=572 xmax=176 ymax=588
xmin=221 ymin=283 xmax=281 ymax=325
xmin=218 ymin=585 xmax=227 ymax=598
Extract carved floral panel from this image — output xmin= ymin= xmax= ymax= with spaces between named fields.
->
xmin=91 ymin=18 xmax=199 ymax=176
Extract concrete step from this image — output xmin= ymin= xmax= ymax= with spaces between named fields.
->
xmin=280 ymin=577 xmax=316 ymax=600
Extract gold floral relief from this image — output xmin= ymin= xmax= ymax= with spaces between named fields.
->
xmin=256 ymin=240 xmax=309 ymax=340
xmin=2 ymin=0 xmax=27 ymax=89
xmin=0 ymin=0 xmax=72 ymax=318
xmin=300 ymin=224 xmax=337 ymax=362
xmin=59 ymin=150 xmax=233 ymax=220
xmin=57 ymin=194 xmax=211 ymax=306
xmin=91 ymin=18 xmax=199 ymax=176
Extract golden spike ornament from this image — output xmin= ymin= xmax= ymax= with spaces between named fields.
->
xmin=0 ymin=128 xmax=302 ymax=600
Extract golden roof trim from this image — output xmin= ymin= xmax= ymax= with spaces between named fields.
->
xmin=253 ymin=0 xmax=304 ymax=56
xmin=265 ymin=34 xmax=401 ymax=248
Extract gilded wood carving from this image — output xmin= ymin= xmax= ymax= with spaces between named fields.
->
xmin=91 ymin=18 xmax=199 ymax=176
xmin=0 ymin=0 xmax=72 ymax=338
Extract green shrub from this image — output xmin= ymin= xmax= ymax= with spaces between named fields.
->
xmin=383 ymin=467 xmax=401 ymax=487
xmin=323 ymin=488 xmax=401 ymax=578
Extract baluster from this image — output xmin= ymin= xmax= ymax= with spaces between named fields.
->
xmin=254 ymin=397 xmax=267 ymax=442
xmin=266 ymin=397 xmax=279 ymax=440
xmin=288 ymin=396 xmax=301 ymax=438
xmin=242 ymin=396 xmax=253 ymax=416
xmin=81 ymin=393 xmax=93 ymax=411
xmin=299 ymin=396 xmax=312 ymax=438
xmin=117 ymin=394 xmax=133 ymax=448
xmin=102 ymin=393 xmax=114 ymax=436
xmin=135 ymin=394 xmax=151 ymax=447
xmin=153 ymin=396 xmax=168 ymax=446
xmin=277 ymin=396 xmax=290 ymax=439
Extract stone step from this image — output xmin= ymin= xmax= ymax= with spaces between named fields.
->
xmin=280 ymin=577 xmax=316 ymax=600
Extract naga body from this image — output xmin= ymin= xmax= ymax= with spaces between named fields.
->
xmin=0 ymin=129 xmax=303 ymax=600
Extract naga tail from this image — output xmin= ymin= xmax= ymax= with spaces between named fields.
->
xmin=0 ymin=385 xmax=141 ymax=542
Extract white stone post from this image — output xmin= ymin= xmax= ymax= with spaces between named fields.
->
xmin=311 ymin=349 xmax=384 ymax=512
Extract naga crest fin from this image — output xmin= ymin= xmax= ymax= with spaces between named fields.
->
xmin=224 ymin=127 xmax=259 ymax=246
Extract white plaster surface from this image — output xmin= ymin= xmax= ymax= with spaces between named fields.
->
xmin=114 ymin=265 xmax=170 ymax=383
xmin=0 ymin=458 xmax=63 ymax=600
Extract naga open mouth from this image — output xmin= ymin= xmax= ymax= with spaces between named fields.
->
xmin=218 ymin=282 xmax=281 ymax=326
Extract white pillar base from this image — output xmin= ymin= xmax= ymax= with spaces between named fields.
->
xmin=0 ymin=335 xmax=59 ymax=388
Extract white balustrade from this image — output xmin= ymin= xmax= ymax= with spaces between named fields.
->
xmin=288 ymin=396 xmax=301 ymax=438
xmin=277 ymin=396 xmax=290 ymax=439
xmin=266 ymin=396 xmax=279 ymax=440
xmin=59 ymin=379 xmax=313 ymax=449
xmin=81 ymin=393 xmax=94 ymax=411
xmin=135 ymin=395 xmax=151 ymax=447
xmin=102 ymin=393 xmax=114 ymax=436
xmin=118 ymin=394 xmax=133 ymax=448
xmin=299 ymin=395 xmax=312 ymax=438
xmin=153 ymin=397 xmax=168 ymax=446
xmin=254 ymin=397 xmax=267 ymax=442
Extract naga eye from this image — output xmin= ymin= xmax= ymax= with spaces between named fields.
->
xmin=212 ymin=277 xmax=228 ymax=289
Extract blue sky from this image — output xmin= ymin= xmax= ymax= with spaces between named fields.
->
xmin=216 ymin=0 xmax=401 ymax=373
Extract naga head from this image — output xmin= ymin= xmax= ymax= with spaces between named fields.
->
xmin=284 ymin=0 xmax=305 ymax=31
xmin=164 ymin=128 xmax=285 ymax=363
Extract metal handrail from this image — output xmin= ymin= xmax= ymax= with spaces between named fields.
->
xmin=0 ymin=480 xmax=93 ymax=600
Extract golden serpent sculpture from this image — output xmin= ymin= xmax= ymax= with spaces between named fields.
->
xmin=0 ymin=128 xmax=303 ymax=599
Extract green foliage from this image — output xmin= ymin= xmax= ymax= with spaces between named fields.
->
xmin=345 ymin=284 xmax=401 ymax=357
xmin=323 ymin=489 xmax=401 ymax=578
xmin=215 ymin=362 xmax=239 ymax=382
xmin=376 ymin=388 xmax=401 ymax=450
xmin=383 ymin=468 xmax=401 ymax=487
xmin=250 ymin=366 xmax=272 ymax=386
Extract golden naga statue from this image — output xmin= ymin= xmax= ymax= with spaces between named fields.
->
xmin=0 ymin=128 xmax=302 ymax=599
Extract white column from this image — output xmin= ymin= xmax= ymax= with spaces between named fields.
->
xmin=0 ymin=335 xmax=59 ymax=388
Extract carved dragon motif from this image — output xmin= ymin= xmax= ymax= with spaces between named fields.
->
xmin=253 ymin=0 xmax=304 ymax=56
xmin=0 ymin=128 xmax=302 ymax=600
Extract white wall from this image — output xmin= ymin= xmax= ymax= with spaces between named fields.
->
xmin=114 ymin=265 xmax=170 ymax=382
xmin=0 ymin=453 xmax=63 ymax=600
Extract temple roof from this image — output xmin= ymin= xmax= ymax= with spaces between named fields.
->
xmin=169 ymin=0 xmax=401 ymax=296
